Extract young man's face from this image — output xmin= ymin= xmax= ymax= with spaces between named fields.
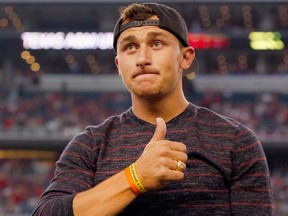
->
xmin=115 ymin=17 xmax=192 ymax=99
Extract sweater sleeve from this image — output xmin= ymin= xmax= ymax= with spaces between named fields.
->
xmin=32 ymin=128 xmax=96 ymax=216
xmin=230 ymin=124 xmax=274 ymax=215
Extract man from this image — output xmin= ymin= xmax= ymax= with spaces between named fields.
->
xmin=33 ymin=2 xmax=274 ymax=215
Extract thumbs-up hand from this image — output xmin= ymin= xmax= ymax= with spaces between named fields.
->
xmin=134 ymin=117 xmax=188 ymax=191
xmin=150 ymin=117 xmax=167 ymax=142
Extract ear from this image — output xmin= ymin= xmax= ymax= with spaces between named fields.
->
xmin=180 ymin=46 xmax=195 ymax=70
xmin=115 ymin=56 xmax=122 ymax=77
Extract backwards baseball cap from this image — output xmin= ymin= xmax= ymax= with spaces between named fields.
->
xmin=113 ymin=2 xmax=198 ymax=74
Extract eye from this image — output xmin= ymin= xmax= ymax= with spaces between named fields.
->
xmin=152 ymin=41 xmax=164 ymax=49
xmin=127 ymin=43 xmax=135 ymax=50
xmin=123 ymin=43 xmax=138 ymax=53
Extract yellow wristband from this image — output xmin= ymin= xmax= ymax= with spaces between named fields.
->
xmin=129 ymin=163 xmax=147 ymax=193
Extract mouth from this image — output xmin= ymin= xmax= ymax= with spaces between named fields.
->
xmin=132 ymin=70 xmax=159 ymax=78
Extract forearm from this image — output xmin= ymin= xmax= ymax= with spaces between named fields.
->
xmin=73 ymin=170 xmax=137 ymax=216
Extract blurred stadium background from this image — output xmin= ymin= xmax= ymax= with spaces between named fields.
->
xmin=0 ymin=0 xmax=288 ymax=215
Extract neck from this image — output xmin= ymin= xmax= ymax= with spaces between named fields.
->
xmin=131 ymin=92 xmax=189 ymax=124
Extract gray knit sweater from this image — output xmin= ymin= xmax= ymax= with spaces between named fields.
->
xmin=33 ymin=103 xmax=274 ymax=215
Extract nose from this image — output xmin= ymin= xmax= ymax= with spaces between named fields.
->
xmin=136 ymin=46 xmax=151 ymax=67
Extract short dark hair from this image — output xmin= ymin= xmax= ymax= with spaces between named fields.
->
xmin=120 ymin=3 xmax=156 ymax=22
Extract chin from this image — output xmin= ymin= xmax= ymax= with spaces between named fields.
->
xmin=132 ymin=88 xmax=162 ymax=99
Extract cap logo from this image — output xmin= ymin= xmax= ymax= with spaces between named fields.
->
xmin=119 ymin=19 xmax=159 ymax=34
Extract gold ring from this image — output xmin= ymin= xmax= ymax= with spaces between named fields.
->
xmin=176 ymin=160 xmax=186 ymax=172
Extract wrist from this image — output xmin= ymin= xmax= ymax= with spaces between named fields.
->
xmin=125 ymin=163 xmax=147 ymax=195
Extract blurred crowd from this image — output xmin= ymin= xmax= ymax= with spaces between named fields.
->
xmin=0 ymin=91 xmax=131 ymax=137
xmin=1 ymin=91 xmax=287 ymax=139
xmin=272 ymin=165 xmax=288 ymax=216
xmin=0 ymin=159 xmax=55 ymax=215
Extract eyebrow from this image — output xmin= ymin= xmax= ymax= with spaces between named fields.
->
xmin=119 ymin=35 xmax=136 ymax=46
xmin=119 ymin=31 xmax=170 ymax=46
xmin=147 ymin=31 xmax=169 ymax=39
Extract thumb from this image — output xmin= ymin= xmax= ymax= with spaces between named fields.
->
xmin=150 ymin=117 xmax=167 ymax=141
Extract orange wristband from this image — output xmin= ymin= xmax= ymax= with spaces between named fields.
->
xmin=125 ymin=163 xmax=147 ymax=195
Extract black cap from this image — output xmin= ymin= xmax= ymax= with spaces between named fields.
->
xmin=113 ymin=2 xmax=198 ymax=74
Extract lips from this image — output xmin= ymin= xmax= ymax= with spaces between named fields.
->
xmin=132 ymin=69 xmax=159 ymax=78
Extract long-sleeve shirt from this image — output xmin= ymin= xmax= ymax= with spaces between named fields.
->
xmin=33 ymin=103 xmax=274 ymax=215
